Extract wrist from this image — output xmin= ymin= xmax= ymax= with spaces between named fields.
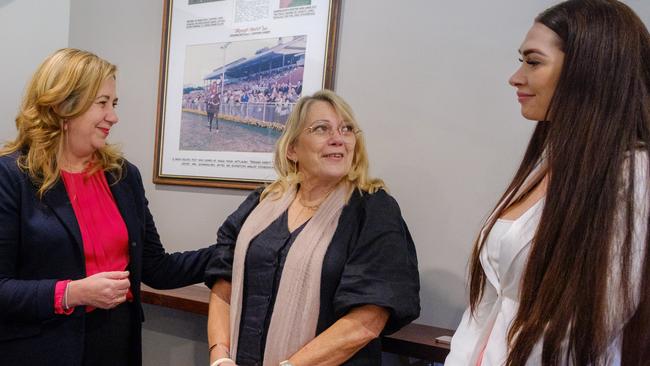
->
xmin=210 ymin=358 xmax=234 ymax=366
xmin=209 ymin=343 xmax=230 ymax=361
xmin=279 ymin=360 xmax=294 ymax=366
xmin=63 ymin=282 xmax=71 ymax=310
xmin=54 ymin=280 xmax=73 ymax=315
xmin=66 ymin=280 xmax=81 ymax=307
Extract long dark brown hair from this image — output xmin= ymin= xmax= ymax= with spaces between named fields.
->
xmin=468 ymin=1 xmax=650 ymax=364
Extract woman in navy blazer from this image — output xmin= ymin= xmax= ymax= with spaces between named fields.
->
xmin=0 ymin=48 xmax=214 ymax=366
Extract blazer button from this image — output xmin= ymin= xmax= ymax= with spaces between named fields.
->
xmin=131 ymin=242 xmax=137 ymax=247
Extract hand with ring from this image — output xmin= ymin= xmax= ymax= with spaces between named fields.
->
xmin=66 ymin=271 xmax=130 ymax=309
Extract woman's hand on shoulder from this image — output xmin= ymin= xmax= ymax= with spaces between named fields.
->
xmin=67 ymin=271 xmax=130 ymax=309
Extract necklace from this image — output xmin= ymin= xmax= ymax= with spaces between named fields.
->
xmin=298 ymin=196 xmax=321 ymax=210
xmin=289 ymin=204 xmax=310 ymax=231
xmin=289 ymin=186 xmax=335 ymax=230
xmin=297 ymin=186 xmax=335 ymax=211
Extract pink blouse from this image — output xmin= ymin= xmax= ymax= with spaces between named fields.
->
xmin=54 ymin=169 xmax=131 ymax=314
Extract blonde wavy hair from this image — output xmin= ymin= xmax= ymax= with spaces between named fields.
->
xmin=261 ymin=89 xmax=384 ymax=200
xmin=1 ymin=48 xmax=123 ymax=197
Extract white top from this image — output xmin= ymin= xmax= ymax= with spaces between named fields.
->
xmin=445 ymin=152 xmax=649 ymax=366
xmin=478 ymin=199 xmax=543 ymax=366
xmin=485 ymin=219 xmax=514 ymax=282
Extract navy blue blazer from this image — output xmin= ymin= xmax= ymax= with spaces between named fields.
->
xmin=0 ymin=153 xmax=214 ymax=366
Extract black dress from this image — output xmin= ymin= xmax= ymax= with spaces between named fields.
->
xmin=205 ymin=188 xmax=420 ymax=365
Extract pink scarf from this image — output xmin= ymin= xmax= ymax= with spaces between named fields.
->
xmin=229 ymin=182 xmax=350 ymax=365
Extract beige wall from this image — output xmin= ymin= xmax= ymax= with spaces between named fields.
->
xmin=66 ymin=0 xmax=650 ymax=330
xmin=5 ymin=1 xmax=647 ymax=365
xmin=0 ymin=0 xmax=70 ymax=142
xmin=6 ymin=0 xmax=648 ymax=328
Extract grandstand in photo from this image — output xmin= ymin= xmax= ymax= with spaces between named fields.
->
xmin=180 ymin=35 xmax=306 ymax=152
xmin=183 ymin=36 xmax=305 ymax=130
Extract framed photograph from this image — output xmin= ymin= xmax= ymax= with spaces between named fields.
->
xmin=153 ymin=0 xmax=342 ymax=189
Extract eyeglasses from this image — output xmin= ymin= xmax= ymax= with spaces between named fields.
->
xmin=304 ymin=121 xmax=360 ymax=140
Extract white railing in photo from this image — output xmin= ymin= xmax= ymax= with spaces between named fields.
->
xmin=218 ymin=101 xmax=295 ymax=131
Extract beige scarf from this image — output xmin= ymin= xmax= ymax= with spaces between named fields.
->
xmin=229 ymin=182 xmax=349 ymax=365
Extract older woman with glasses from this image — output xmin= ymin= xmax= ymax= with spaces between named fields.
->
xmin=204 ymin=90 xmax=420 ymax=366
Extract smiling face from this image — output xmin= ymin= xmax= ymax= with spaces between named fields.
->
xmin=63 ymin=77 xmax=119 ymax=164
xmin=509 ymin=22 xmax=565 ymax=121
xmin=287 ymin=100 xmax=356 ymax=188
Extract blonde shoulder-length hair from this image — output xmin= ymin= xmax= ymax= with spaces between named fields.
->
xmin=1 ymin=48 xmax=123 ymax=197
xmin=261 ymin=89 xmax=384 ymax=200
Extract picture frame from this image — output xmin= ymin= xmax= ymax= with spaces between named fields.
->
xmin=153 ymin=0 xmax=342 ymax=189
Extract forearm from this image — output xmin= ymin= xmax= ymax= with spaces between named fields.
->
xmin=0 ymin=278 xmax=57 ymax=322
xmin=139 ymin=196 xmax=214 ymax=289
xmin=287 ymin=305 xmax=389 ymax=366
xmin=142 ymin=245 xmax=214 ymax=289
xmin=208 ymin=279 xmax=232 ymax=363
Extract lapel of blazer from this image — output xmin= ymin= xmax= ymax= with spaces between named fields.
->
xmin=106 ymin=170 xmax=139 ymax=247
xmin=42 ymin=179 xmax=84 ymax=256
xmin=498 ymin=158 xmax=547 ymax=283
xmin=478 ymin=157 xmax=547 ymax=291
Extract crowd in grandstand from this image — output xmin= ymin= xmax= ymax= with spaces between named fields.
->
xmin=181 ymin=65 xmax=304 ymax=129
xmin=184 ymin=67 xmax=302 ymax=105
xmin=221 ymin=67 xmax=303 ymax=103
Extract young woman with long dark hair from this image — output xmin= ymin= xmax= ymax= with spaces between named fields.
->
xmin=446 ymin=1 xmax=650 ymax=365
